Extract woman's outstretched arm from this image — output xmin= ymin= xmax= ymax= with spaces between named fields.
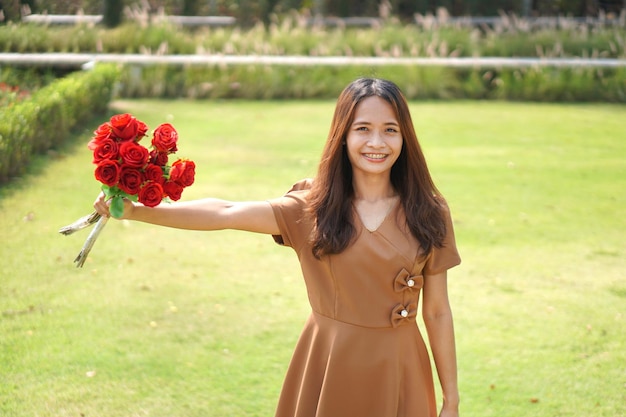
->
xmin=93 ymin=193 xmax=280 ymax=235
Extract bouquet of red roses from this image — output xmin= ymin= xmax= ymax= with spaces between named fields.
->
xmin=59 ymin=113 xmax=196 ymax=267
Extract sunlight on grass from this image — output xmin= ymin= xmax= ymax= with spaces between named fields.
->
xmin=1 ymin=100 xmax=624 ymax=417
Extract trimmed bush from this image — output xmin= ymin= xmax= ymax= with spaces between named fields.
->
xmin=112 ymin=63 xmax=626 ymax=102
xmin=0 ymin=64 xmax=119 ymax=184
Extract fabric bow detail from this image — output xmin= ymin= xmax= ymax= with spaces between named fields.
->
xmin=390 ymin=302 xmax=417 ymax=328
xmin=393 ymin=268 xmax=424 ymax=293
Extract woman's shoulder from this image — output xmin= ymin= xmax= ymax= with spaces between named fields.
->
xmin=269 ymin=178 xmax=315 ymax=247
xmin=269 ymin=178 xmax=314 ymax=209
xmin=422 ymin=194 xmax=453 ymax=221
xmin=278 ymin=178 xmax=314 ymax=203
xmin=286 ymin=178 xmax=314 ymax=193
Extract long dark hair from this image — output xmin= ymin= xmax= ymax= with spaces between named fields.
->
xmin=308 ymin=78 xmax=447 ymax=258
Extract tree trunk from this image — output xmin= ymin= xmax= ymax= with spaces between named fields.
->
xmin=182 ymin=0 xmax=199 ymax=16
xmin=102 ymin=0 xmax=123 ymax=28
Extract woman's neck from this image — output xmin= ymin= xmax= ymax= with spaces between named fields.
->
xmin=352 ymin=175 xmax=396 ymax=202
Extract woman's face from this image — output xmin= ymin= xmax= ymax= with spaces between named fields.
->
xmin=345 ymin=95 xmax=403 ymax=179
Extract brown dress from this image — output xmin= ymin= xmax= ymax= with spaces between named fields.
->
xmin=269 ymin=180 xmax=461 ymax=417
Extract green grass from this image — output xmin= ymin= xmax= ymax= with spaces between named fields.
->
xmin=1 ymin=100 xmax=624 ymax=417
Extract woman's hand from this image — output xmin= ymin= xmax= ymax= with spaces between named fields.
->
xmin=93 ymin=192 xmax=135 ymax=219
xmin=439 ymin=407 xmax=459 ymax=417
xmin=439 ymin=399 xmax=459 ymax=417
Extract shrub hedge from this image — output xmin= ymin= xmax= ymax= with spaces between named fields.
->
xmin=112 ymin=63 xmax=626 ymax=102
xmin=0 ymin=64 xmax=119 ymax=184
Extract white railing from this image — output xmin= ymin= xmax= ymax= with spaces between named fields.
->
xmin=22 ymin=14 xmax=102 ymax=24
xmin=21 ymin=14 xmax=236 ymax=27
xmin=20 ymin=13 xmax=625 ymax=28
xmin=0 ymin=53 xmax=624 ymax=69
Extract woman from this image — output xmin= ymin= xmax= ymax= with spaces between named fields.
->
xmin=94 ymin=78 xmax=461 ymax=417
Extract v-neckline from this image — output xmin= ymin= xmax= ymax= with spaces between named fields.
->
xmin=354 ymin=198 xmax=399 ymax=233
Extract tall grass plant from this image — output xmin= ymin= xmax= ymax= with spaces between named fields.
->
xmin=1 ymin=14 xmax=623 ymax=58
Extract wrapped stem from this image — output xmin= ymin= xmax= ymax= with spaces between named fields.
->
xmin=58 ymin=212 xmax=101 ymax=235
xmin=73 ymin=215 xmax=109 ymax=268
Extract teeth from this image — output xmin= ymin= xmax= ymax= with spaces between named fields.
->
xmin=364 ymin=153 xmax=386 ymax=159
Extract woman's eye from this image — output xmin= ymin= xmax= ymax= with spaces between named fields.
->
xmin=356 ymin=126 xmax=368 ymax=131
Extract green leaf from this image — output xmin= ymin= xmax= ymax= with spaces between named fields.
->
xmin=118 ymin=190 xmax=139 ymax=202
xmin=110 ymin=195 xmax=125 ymax=219
xmin=101 ymin=184 xmax=114 ymax=199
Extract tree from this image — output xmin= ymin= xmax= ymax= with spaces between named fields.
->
xmin=0 ymin=0 xmax=21 ymax=22
xmin=21 ymin=0 xmax=36 ymax=13
xmin=102 ymin=0 xmax=123 ymax=28
xmin=182 ymin=0 xmax=199 ymax=16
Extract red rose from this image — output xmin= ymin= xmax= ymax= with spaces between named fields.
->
xmin=119 ymin=141 xmax=149 ymax=169
xmin=94 ymin=160 xmax=120 ymax=187
xmin=150 ymin=150 xmax=169 ymax=167
xmin=144 ymin=163 xmax=164 ymax=184
xmin=117 ymin=166 xmax=144 ymax=195
xmin=110 ymin=113 xmax=141 ymax=142
xmin=151 ymin=123 xmax=178 ymax=154
xmin=88 ymin=122 xmax=113 ymax=151
xmin=137 ymin=120 xmax=148 ymax=139
xmin=138 ymin=181 xmax=164 ymax=207
xmin=92 ymin=138 xmax=119 ymax=163
xmin=169 ymin=159 xmax=195 ymax=187
xmin=163 ymin=180 xmax=183 ymax=201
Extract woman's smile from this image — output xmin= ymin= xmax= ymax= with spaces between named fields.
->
xmin=364 ymin=153 xmax=387 ymax=158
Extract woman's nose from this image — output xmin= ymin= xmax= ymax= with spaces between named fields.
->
xmin=367 ymin=131 xmax=385 ymax=147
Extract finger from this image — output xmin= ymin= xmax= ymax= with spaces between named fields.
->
xmin=93 ymin=192 xmax=110 ymax=217
xmin=93 ymin=192 xmax=103 ymax=206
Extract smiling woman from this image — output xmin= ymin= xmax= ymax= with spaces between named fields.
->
xmin=93 ymin=78 xmax=462 ymax=417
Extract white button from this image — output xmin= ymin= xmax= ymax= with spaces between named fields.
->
xmin=400 ymin=309 xmax=408 ymax=318
xmin=407 ymin=279 xmax=415 ymax=287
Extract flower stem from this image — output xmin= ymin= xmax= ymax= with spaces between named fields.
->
xmin=73 ymin=215 xmax=109 ymax=268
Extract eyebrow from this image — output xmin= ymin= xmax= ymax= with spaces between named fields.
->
xmin=351 ymin=120 xmax=399 ymax=126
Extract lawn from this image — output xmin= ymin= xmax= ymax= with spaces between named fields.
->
xmin=1 ymin=99 xmax=624 ymax=417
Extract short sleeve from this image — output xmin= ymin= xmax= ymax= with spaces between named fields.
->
xmin=268 ymin=179 xmax=314 ymax=251
xmin=423 ymin=202 xmax=461 ymax=276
